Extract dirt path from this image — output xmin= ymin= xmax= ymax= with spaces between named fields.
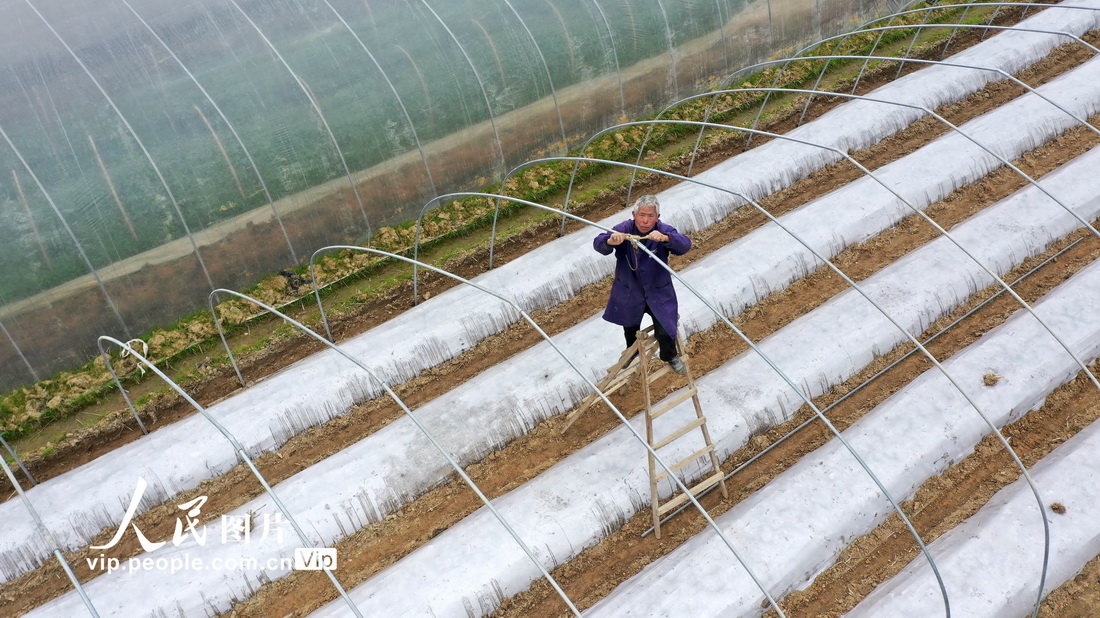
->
xmin=1042 ymin=552 xmax=1100 ymax=615
xmin=6 ymin=11 xmax=1100 ymax=617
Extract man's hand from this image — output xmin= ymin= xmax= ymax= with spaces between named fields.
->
xmin=646 ymin=230 xmax=670 ymax=242
xmin=607 ymin=231 xmax=628 ymax=246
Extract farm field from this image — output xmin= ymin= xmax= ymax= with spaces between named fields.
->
xmin=4 ymin=2 xmax=1100 ymax=617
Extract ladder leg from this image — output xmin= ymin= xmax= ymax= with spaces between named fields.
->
xmin=681 ymin=333 xmax=728 ymax=499
xmin=639 ymin=331 xmax=662 ymax=539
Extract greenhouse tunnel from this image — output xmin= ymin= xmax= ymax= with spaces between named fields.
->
xmin=0 ymin=0 xmax=895 ymax=391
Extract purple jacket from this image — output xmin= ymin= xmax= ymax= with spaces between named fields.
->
xmin=593 ymin=219 xmax=691 ymax=335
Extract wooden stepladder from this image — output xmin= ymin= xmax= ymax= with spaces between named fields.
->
xmin=561 ymin=326 xmax=727 ymax=538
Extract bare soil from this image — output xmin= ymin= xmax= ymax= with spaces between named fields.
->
xmin=4 ymin=11 xmax=1100 ymax=618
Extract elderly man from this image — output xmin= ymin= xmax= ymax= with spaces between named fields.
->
xmin=593 ymin=194 xmax=691 ymax=374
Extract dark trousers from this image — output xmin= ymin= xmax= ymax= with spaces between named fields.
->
xmin=623 ymin=305 xmax=677 ymax=362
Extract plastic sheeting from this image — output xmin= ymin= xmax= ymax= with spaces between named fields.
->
xmin=0 ymin=0 xmax=896 ymax=390
xmin=18 ymin=16 xmax=1100 ymax=607
xmin=31 ymin=64 xmax=1100 ymax=618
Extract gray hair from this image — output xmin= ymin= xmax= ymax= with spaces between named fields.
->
xmin=631 ymin=194 xmax=661 ymax=215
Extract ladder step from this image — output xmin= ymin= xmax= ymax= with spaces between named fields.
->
xmin=603 ymin=367 xmax=639 ymax=394
xmin=645 ymin=363 xmax=673 ymax=382
xmin=657 ymin=471 xmax=725 ymax=515
xmin=649 ymin=387 xmax=697 ymax=419
xmin=612 ymin=347 xmax=640 ymax=370
xmin=653 ymin=417 xmax=706 ymax=450
xmin=654 ymin=444 xmax=716 ymax=484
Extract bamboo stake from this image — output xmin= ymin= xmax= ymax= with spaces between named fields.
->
xmin=12 ymin=169 xmax=52 ymax=269
xmin=87 ymin=134 xmax=138 ymax=240
xmin=194 ymin=104 xmax=246 ymax=200
xmin=469 ymin=18 xmax=507 ymax=87
xmin=394 ymin=44 xmax=433 ymax=116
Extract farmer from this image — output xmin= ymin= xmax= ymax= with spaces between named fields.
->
xmin=593 ymin=194 xmax=691 ymax=374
